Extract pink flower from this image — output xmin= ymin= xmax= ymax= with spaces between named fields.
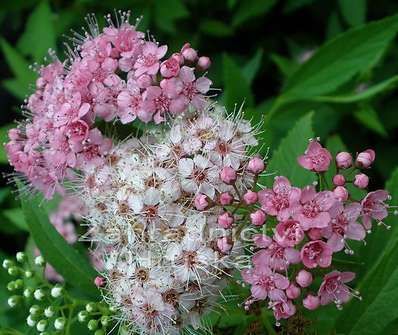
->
xmin=243 ymin=190 xmax=258 ymax=205
xmin=247 ymin=156 xmax=265 ymax=174
xmin=66 ymin=120 xmax=90 ymax=144
xmin=217 ymin=237 xmax=233 ymax=254
xmin=252 ymin=234 xmax=272 ymax=248
xmin=116 ymin=80 xmax=143 ymax=124
xmin=274 ymin=219 xmax=304 ymax=247
xmin=250 ymin=209 xmax=267 ymax=226
xmin=194 ymin=194 xmax=208 ymax=210
xmin=241 ymin=266 xmax=289 ymax=301
xmin=197 ymin=56 xmax=211 ymax=71
xmin=219 ymin=192 xmax=234 ymax=205
xmin=334 ymin=186 xmax=349 ymax=201
xmin=354 ymin=173 xmax=369 ymax=189
xmin=303 ymin=294 xmax=320 ymax=310
xmin=298 ymin=139 xmax=332 ymax=172
xmin=361 ymin=190 xmax=390 ymax=230
xmin=142 ymin=86 xmax=171 ymax=123
xmin=318 ymin=271 xmax=356 ymax=306
xmin=295 ymin=269 xmax=313 ymax=288
xmin=220 ymin=166 xmax=237 ymax=184
xmin=322 ymin=202 xmax=365 ymax=252
xmin=258 ymin=176 xmax=301 ymax=221
xmin=160 ymin=56 xmax=180 ymax=78
xmin=300 ymin=240 xmax=333 ymax=269
xmin=336 ymin=152 xmax=352 ymax=169
xmin=356 ymin=149 xmax=375 ymax=168
xmin=94 ymin=276 xmax=106 ymax=288
xmin=294 ymin=186 xmax=336 ymax=230
xmin=134 ymin=41 xmax=167 ymax=77
xmin=286 ymin=284 xmax=301 ymax=299
xmin=253 ymin=241 xmax=300 ymax=272
xmin=218 ymin=212 xmax=234 ymax=229
xmin=333 ymin=174 xmax=345 ymax=186
xmin=270 ymin=299 xmax=296 ymax=320
xmin=181 ymin=43 xmax=197 ymax=62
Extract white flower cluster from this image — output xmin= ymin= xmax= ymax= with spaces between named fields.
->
xmin=80 ymin=105 xmax=259 ymax=334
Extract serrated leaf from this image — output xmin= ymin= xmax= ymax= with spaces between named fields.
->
xmin=264 ymin=112 xmax=315 ymax=187
xmin=242 ymin=48 xmax=263 ymax=84
xmin=20 ymin=190 xmax=99 ymax=299
xmin=223 ymin=54 xmax=254 ymax=111
xmin=232 ymin=0 xmax=277 ymax=27
xmin=338 ymin=0 xmax=367 ymax=27
xmin=17 ymin=1 xmax=56 ymax=62
xmin=354 ymin=105 xmax=387 ymax=137
xmin=279 ymin=14 xmax=398 ymax=104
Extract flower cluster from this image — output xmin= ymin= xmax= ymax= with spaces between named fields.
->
xmin=5 ymin=11 xmax=212 ymax=199
xmin=240 ymin=140 xmax=395 ymax=323
xmin=80 ymin=105 xmax=261 ymax=334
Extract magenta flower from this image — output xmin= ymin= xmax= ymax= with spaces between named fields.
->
xmin=298 ymin=139 xmax=332 ymax=172
xmin=134 ymin=41 xmax=167 ymax=77
xmin=241 ymin=266 xmax=289 ymax=301
xmin=318 ymin=271 xmax=356 ymax=306
xmin=361 ymin=190 xmax=390 ymax=230
xmin=258 ymin=176 xmax=301 ymax=221
xmin=253 ymin=241 xmax=300 ymax=272
xmin=274 ymin=219 xmax=304 ymax=247
xmin=270 ymin=299 xmax=296 ymax=320
xmin=301 ymin=240 xmax=333 ymax=268
xmin=294 ymin=186 xmax=336 ymax=230
xmin=322 ymin=202 xmax=365 ymax=252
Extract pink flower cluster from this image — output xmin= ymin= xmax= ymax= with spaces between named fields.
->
xmin=5 ymin=12 xmax=212 ymax=199
xmin=233 ymin=140 xmax=394 ymax=323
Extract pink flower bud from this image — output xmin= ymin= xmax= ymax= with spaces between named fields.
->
xmin=218 ymin=212 xmax=234 ymax=229
xmin=286 ymin=284 xmax=301 ymax=299
xmin=303 ymin=294 xmax=320 ymax=310
xmin=181 ymin=43 xmax=198 ymax=62
xmin=250 ymin=210 xmax=266 ymax=226
xmin=247 ymin=156 xmax=265 ymax=174
xmin=307 ymin=228 xmax=322 ymax=240
xmin=194 ymin=194 xmax=208 ymax=210
xmin=243 ymin=190 xmax=258 ymax=205
xmin=136 ymin=75 xmax=152 ymax=88
xmin=160 ymin=57 xmax=180 ymax=78
xmin=356 ymin=149 xmax=376 ymax=168
xmin=197 ymin=56 xmax=211 ymax=71
xmin=296 ymin=270 xmax=313 ymax=288
xmin=336 ymin=152 xmax=352 ymax=169
xmin=219 ymin=192 xmax=234 ymax=205
xmin=354 ymin=173 xmax=369 ymax=189
xmin=94 ymin=276 xmax=106 ymax=288
xmin=333 ymin=174 xmax=345 ymax=186
xmin=220 ymin=167 xmax=237 ymax=184
xmin=334 ymin=186 xmax=349 ymax=201
xmin=217 ymin=237 xmax=233 ymax=254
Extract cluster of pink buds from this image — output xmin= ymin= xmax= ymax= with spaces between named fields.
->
xmin=5 ymin=11 xmax=212 ymax=199
xmin=238 ymin=139 xmax=395 ymax=324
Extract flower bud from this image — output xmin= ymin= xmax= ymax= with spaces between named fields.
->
xmin=2 ymin=259 xmax=13 ymax=269
xmin=29 ymin=305 xmax=42 ymax=316
xmin=24 ymin=287 xmax=34 ymax=298
xmin=8 ymin=266 xmax=19 ymax=276
xmin=220 ymin=166 xmax=237 ymax=184
xmin=286 ymin=284 xmax=301 ymax=299
xmin=218 ymin=212 xmax=234 ymax=229
xmin=101 ymin=315 xmax=110 ymax=326
xmin=7 ymin=281 xmax=16 ymax=291
xmin=194 ymin=194 xmax=208 ymax=210
xmin=54 ymin=317 xmax=66 ymax=330
xmin=250 ymin=210 xmax=266 ymax=226
xmin=34 ymin=255 xmax=45 ymax=267
xmin=34 ymin=289 xmax=45 ymax=301
xmin=36 ymin=319 xmax=48 ymax=332
xmin=25 ymin=270 xmax=33 ymax=278
xmin=303 ymin=294 xmax=320 ymax=310
xmin=336 ymin=152 xmax=352 ymax=169
xmin=78 ymin=310 xmax=89 ymax=322
xmin=44 ymin=306 xmax=55 ymax=318
xmin=333 ymin=186 xmax=349 ymax=201
xmin=51 ymin=285 xmax=63 ymax=298
xmin=8 ymin=295 xmax=20 ymax=307
xmin=197 ymin=56 xmax=211 ymax=71
xmin=160 ymin=57 xmax=180 ymax=78
xmin=243 ymin=190 xmax=258 ymax=205
xmin=247 ymin=156 xmax=265 ymax=174
xmin=217 ymin=237 xmax=233 ymax=254
xmin=296 ymin=269 xmax=313 ymax=288
xmin=356 ymin=149 xmax=375 ymax=168
xmin=219 ymin=192 xmax=234 ymax=205
xmin=85 ymin=302 xmax=97 ymax=313
xmin=354 ymin=173 xmax=369 ymax=189
xmin=16 ymin=252 xmax=26 ymax=263
xmin=88 ymin=319 xmax=99 ymax=331
xmin=333 ymin=174 xmax=345 ymax=186
xmin=181 ymin=43 xmax=197 ymax=62
xmin=27 ymin=315 xmax=37 ymax=327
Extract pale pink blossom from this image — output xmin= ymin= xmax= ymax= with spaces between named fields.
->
xmin=298 ymin=140 xmax=332 ymax=172
xmin=133 ymin=41 xmax=167 ymax=77
xmin=361 ymin=190 xmax=390 ymax=230
xmin=318 ymin=271 xmax=356 ymax=306
xmin=274 ymin=219 xmax=304 ymax=247
xmin=253 ymin=241 xmax=300 ymax=272
xmin=301 ymin=240 xmax=333 ymax=269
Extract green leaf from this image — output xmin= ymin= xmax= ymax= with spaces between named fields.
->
xmin=264 ymin=112 xmax=315 ymax=187
xmin=283 ymin=0 xmax=316 ymax=13
xmin=242 ymin=49 xmax=263 ymax=84
xmin=270 ymin=53 xmax=299 ymax=78
xmin=200 ymin=19 xmax=234 ymax=37
xmin=310 ymin=75 xmax=398 ymax=103
xmin=3 ymin=208 xmax=28 ymax=231
xmin=232 ymin=0 xmax=277 ymax=27
xmin=336 ymin=167 xmax=398 ymax=334
xmin=354 ymin=105 xmax=387 ymax=137
xmin=0 ymin=123 xmax=13 ymax=163
xmin=1 ymin=39 xmax=37 ymax=99
xmin=338 ymin=0 xmax=367 ymax=27
xmin=17 ymin=1 xmax=56 ymax=62
xmin=223 ymin=54 xmax=254 ymax=111
xmin=326 ymin=11 xmax=344 ymax=40
xmin=279 ymin=14 xmax=398 ymax=104
xmin=153 ymin=0 xmax=189 ymax=33
xmin=20 ymin=191 xmax=99 ymax=299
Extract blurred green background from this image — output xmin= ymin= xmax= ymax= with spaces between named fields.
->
xmin=1 ymin=0 xmax=398 ymax=334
